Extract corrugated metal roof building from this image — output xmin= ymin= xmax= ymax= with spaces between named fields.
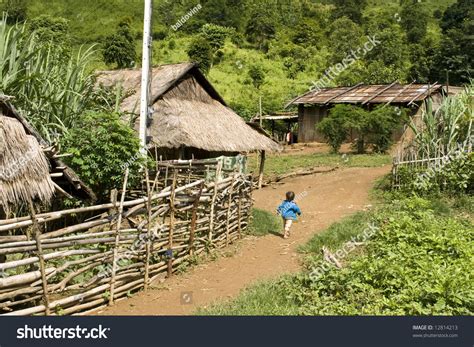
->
xmin=286 ymin=83 xmax=461 ymax=143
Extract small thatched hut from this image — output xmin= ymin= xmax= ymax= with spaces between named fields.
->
xmin=97 ymin=63 xmax=280 ymax=159
xmin=0 ymin=95 xmax=95 ymax=211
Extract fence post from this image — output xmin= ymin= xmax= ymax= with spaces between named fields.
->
xmin=189 ymin=182 xmax=204 ymax=256
xmin=237 ymin=191 xmax=243 ymax=239
xmin=208 ymin=161 xmax=222 ymax=247
xmin=109 ymin=168 xmax=129 ymax=306
xmin=225 ymin=174 xmax=236 ymax=246
xmin=28 ymin=199 xmax=50 ymax=315
xmin=167 ymin=170 xmax=177 ymax=277
xmin=144 ymin=167 xmax=152 ymax=290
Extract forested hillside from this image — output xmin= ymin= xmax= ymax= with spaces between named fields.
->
xmin=2 ymin=0 xmax=472 ymax=118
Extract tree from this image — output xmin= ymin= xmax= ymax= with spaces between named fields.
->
xmin=430 ymin=0 xmax=473 ymax=84
xmin=400 ymin=0 xmax=429 ymax=44
xmin=248 ymin=64 xmax=265 ymax=89
xmin=103 ymin=18 xmax=136 ymax=68
xmin=330 ymin=0 xmax=367 ymax=24
xmin=245 ymin=7 xmax=276 ymax=51
xmin=1 ymin=0 xmax=27 ymax=24
xmin=200 ymin=23 xmax=233 ymax=50
xmin=187 ymin=36 xmax=213 ymax=73
xmin=328 ymin=17 xmax=364 ymax=64
xmin=61 ymin=112 xmax=145 ymax=199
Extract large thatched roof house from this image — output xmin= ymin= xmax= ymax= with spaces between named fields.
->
xmin=0 ymin=95 xmax=95 ymax=211
xmin=97 ymin=63 xmax=281 ymax=159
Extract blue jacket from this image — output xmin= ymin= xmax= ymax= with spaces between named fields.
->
xmin=277 ymin=200 xmax=302 ymax=220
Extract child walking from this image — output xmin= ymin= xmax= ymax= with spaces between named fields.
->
xmin=277 ymin=191 xmax=302 ymax=239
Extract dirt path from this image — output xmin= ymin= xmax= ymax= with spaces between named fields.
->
xmin=97 ymin=166 xmax=389 ymax=315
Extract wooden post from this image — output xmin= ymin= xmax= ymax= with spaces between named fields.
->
xmin=189 ymin=182 xmax=204 ymax=256
xmin=225 ymin=174 xmax=236 ymax=246
xmin=144 ymin=167 xmax=152 ymax=290
xmin=28 ymin=199 xmax=50 ymax=315
xmin=258 ymin=150 xmax=266 ymax=189
xmin=208 ymin=162 xmax=222 ymax=245
xmin=167 ymin=170 xmax=177 ymax=277
xmin=237 ymin=192 xmax=243 ymax=239
xmin=109 ymin=168 xmax=129 ymax=305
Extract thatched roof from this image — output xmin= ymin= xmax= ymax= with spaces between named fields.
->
xmin=97 ymin=63 xmax=281 ymax=153
xmin=0 ymin=96 xmax=96 ymax=208
xmin=0 ymin=98 xmax=55 ymax=208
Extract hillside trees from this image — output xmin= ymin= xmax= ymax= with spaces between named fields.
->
xmin=430 ymin=0 xmax=473 ymax=84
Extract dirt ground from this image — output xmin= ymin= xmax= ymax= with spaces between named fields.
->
xmin=96 ymin=166 xmax=390 ymax=315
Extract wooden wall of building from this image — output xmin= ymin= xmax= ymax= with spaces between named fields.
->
xmin=297 ymin=104 xmax=328 ymax=142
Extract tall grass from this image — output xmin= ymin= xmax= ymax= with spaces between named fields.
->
xmin=0 ymin=16 xmax=110 ymax=141
xmin=409 ymin=82 xmax=473 ymax=156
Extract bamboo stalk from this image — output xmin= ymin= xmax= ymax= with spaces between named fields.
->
xmin=144 ymin=167 xmax=152 ymax=290
xmin=189 ymin=182 xmax=204 ymax=256
xmin=167 ymin=170 xmax=177 ymax=277
xmin=109 ymin=168 xmax=129 ymax=305
xmin=27 ymin=199 xmax=51 ymax=316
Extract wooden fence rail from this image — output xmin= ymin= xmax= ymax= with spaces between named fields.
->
xmin=0 ymin=160 xmax=253 ymax=315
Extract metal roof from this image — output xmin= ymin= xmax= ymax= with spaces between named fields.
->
xmin=287 ymin=83 xmax=446 ymax=107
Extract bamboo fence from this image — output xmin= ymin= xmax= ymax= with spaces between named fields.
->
xmin=0 ymin=158 xmax=253 ymax=315
xmin=391 ymin=141 xmax=472 ymax=189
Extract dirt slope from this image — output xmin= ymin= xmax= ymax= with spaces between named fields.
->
xmin=96 ymin=166 xmax=389 ymax=315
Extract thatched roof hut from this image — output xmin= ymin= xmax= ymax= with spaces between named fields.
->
xmin=97 ymin=63 xmax=281 ymax=158
xmin=0 ymin=95 xmax=95 ymax=210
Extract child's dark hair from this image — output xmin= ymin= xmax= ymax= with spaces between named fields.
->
xmin=286 ymin=191 xmax=295 ymax=201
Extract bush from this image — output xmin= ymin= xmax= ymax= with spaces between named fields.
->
xmin=317 ymin=105 xmax=351 ymax=152
xmin=318 ymin=105 xmax=403 ymax=153
xmin=61 ymin=112 xmax=145 ymax=199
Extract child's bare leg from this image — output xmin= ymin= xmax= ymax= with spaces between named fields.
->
xmin=284 ymin=219 xmax=292 ymax=238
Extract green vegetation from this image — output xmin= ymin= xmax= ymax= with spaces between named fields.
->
xmin=318 ymin=105 xmax=406 ymax=153
xmin=103 ymin=18 xmax=136 ymax=68
xmin=248 ymin=208 xmax=281 ymax=236
xmin=200 ymin=196 xmax=474 ymax=315
xmin=248 ymin=152 xmax=391 ymax=177
xmin=0 ymin=18 xmax=111 ymax=141
xmin=61 ymin=112 xmax=145 ymax=198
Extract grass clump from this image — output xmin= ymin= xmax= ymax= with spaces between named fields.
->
xmin=248 ymin=208 xmax=281 ymax=236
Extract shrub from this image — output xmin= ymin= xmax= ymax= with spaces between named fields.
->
xmin=318 ymin=105 xmax=403 ymax=153
xmin=61 ymin=112 xmax=145 ymax=199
